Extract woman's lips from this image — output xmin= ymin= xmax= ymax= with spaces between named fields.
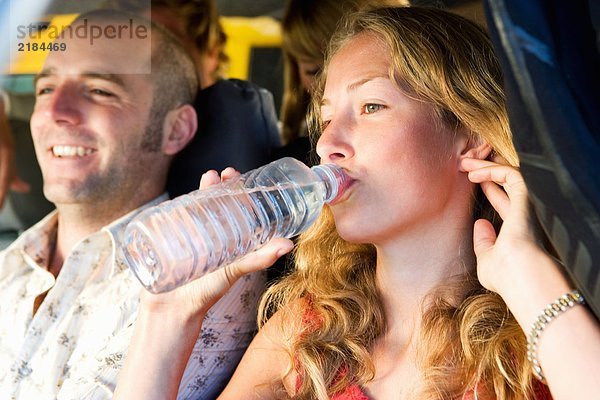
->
xmin=329 ymin=174 xmax=356 ymax=205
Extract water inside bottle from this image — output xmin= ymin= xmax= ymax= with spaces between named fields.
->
xmin=125 ymin=180 xmax=326 ymax=293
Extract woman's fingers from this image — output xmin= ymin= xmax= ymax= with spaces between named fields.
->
xmin=490 ymin=151 xmax=509 ymax=166
xmin=462 ymin=158 xmax=528 ymax=206
xmin=461 ymin=157 xmax=499 ymax=170
xmin=199 ymin=170 xmax=221 ymax=189
xmin=473 ymin=218 xmax=497 ymax=259
xmin=222 ymin=238 xmax=294 ymax=285
xmin=469 ymin=166 xmax=527 ymax=199
xmin=144 ymin=238 xmax=294 ymax=316
xmin=480 ymin=181 xmax=510 ymax=220
xmin=220 ymin=167 xmax=240 ymax=182
xmin=181 ymin=238 xmax=294 ymax=312
xmin=199 ymin=168 xmax=241 ymax=189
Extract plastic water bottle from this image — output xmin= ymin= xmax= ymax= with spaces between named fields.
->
xmin=123 ymin=157 xmax=348 ymax=293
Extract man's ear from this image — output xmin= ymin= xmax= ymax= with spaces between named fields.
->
xmin=162 ymin=104 xmax=197 ymax=155
xmin=457 ymin=134 xmax=492 ymax=170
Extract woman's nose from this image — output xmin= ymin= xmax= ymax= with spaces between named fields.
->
xmin=316 ymin=120 xmax=354 ymax=163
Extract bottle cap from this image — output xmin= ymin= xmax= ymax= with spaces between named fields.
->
xmin=311 ymin=164 xmax=349 ymax=203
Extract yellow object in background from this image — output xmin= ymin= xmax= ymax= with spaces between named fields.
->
xmin=7 ymin=14 xmax=78 ymax=75
xmin=221 ymin=16 xmax=281 ymax=80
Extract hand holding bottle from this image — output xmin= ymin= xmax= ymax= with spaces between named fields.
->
xmin=139 ymin=167 xmax=294 ymax=319
xmin=125 ymin=157 xmax=346 ymax=293
xmin=115 ymin=169 xmax=293 ymax=400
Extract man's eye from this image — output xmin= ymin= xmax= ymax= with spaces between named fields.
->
xmin=363 ymin=103 xmax=385 ymax=114
xmin=36 ymin=87 xmax=53 ymax=96
xmin=90 ymin=88 xmax=114 ymax=97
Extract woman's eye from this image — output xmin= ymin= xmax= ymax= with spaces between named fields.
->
xmin=363 ymin=103 xmax=385 ymax=114
xmin=321 ymin=120 xmax=331 ymax=130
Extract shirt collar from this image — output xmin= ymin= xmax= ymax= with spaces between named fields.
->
xmin=5 ymin=211 xmax=58 ymax=267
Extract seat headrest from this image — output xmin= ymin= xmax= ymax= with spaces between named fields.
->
xmin=167 ymin=78 xmax=281 ymax=198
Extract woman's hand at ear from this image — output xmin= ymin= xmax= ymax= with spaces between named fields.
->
xmin=460 ymin=158 xmax=548 ymax=296
xmin=461 ymin=158 xmax=600 ymax=399
xmin=460 ymin=157 xmax=573 ymax=325
xmin=461 ymin=157 xmax=574 ymax=353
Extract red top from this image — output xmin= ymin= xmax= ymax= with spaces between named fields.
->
xmin=330 ymin=384 xmax=369 ymax=400
xmin=326 ymin=383 xmax=552 ymax=400
xmin=299 ymin=376 xmax=552 ymax=399
xmin=297 ymin=300 xmax=553 ymax=399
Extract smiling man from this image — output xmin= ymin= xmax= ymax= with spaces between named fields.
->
xmin=0 ymin=10 xmax=267 ymax=399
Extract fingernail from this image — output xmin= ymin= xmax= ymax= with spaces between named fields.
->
xmin=276 ymin=245 xmax=293 ymax=258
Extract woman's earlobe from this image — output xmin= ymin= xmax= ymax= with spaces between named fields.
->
xmin=458 ymin=138 xmax=492 ymax=171
xmin=460 ymin=138 xmax=492 ymax=160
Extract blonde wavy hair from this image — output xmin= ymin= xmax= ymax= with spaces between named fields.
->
xmin=260 ymin=6 xmax=539 ymax=400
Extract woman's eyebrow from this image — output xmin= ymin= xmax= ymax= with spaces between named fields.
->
xmin=320 ymin=74 xmax=391 ymax=107
xmin=347 ymin=74 xmax=389 ymax=92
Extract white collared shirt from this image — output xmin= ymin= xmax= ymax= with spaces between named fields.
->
xmin=0 ymin=195 xmax=266 ymax=399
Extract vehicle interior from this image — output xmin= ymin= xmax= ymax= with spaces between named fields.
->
xmin=1 ymin=0 xmax=599 ymax=320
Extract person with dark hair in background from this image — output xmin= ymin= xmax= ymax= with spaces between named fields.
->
xmin=0 ymin=10 xmax=267 ymax=399
xmin=275 ymin=0 xmax=408 ymax=165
